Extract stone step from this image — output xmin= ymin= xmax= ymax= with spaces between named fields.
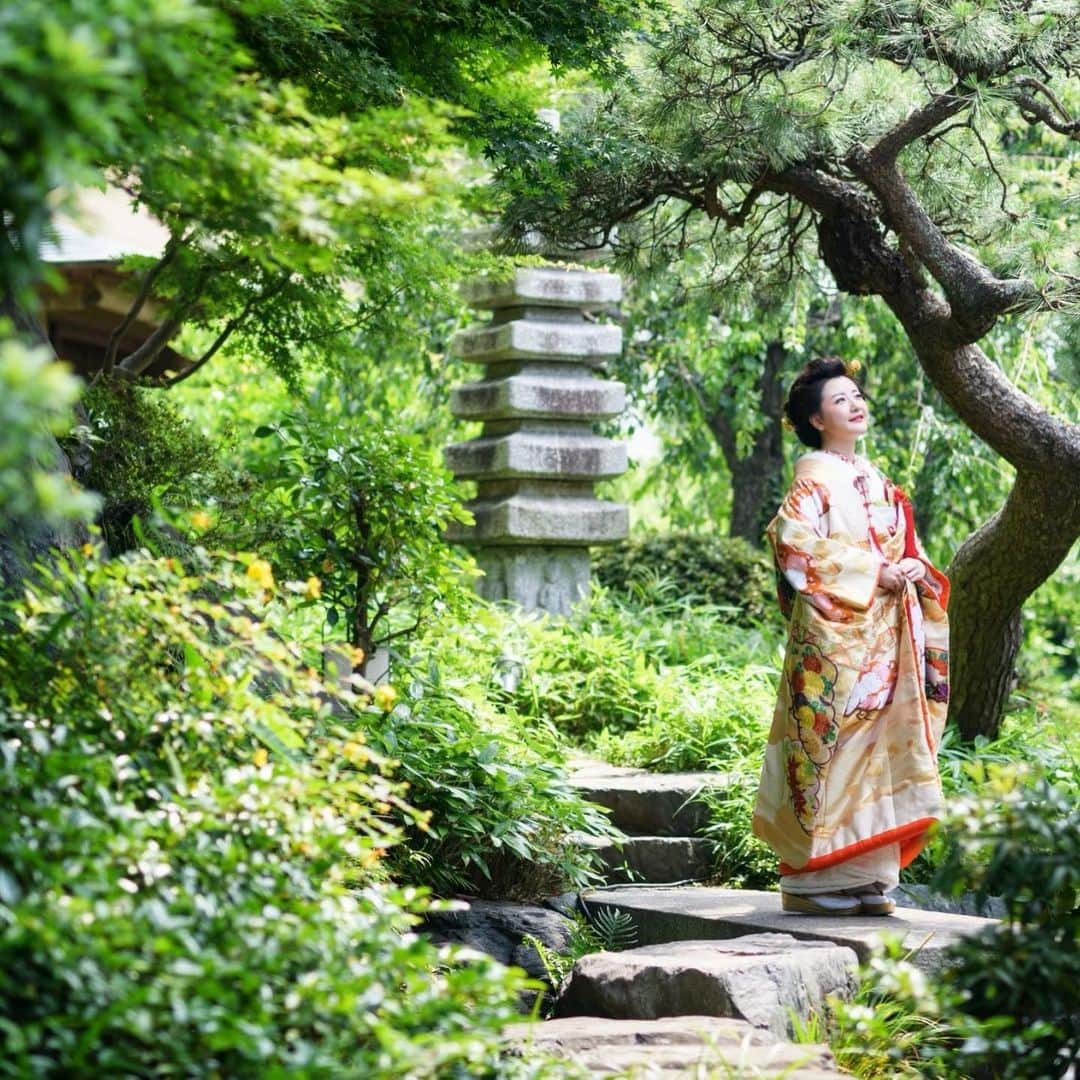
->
xmin=581 ymin=886 xmax=997 ymax=972
xmin=554 ymin=933 xmax=857 ymax=1039
xmin=569 ymin=762 xmax=728 ymax=837
xmin=574 ymin=833 xmax=713 ymax=885
xmin=504 ymin=1015 xmax=846 ymax=1078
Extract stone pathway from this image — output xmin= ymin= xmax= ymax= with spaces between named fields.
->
xmin=505 ymin=1015 xmax=846 ymax=1077
xmin=579 ymin=885 xmax=995 ymax=972
xmin=569 ymin=761 xmax=724 ymax=885
xmin=554 ymin=933 xmax=858 ymax=1038
xmin=503 ymin=759 xmax=999 ymax=1076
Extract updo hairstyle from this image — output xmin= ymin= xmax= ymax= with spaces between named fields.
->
xmin=783 ymin=356 xmax=868 ymax=449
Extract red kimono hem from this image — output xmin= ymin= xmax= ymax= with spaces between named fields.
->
xmin=778 ymin=816 xmax=938 ymax=876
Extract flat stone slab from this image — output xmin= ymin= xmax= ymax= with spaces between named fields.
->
xmin=582 ymin=886 xmax=997 ymax=971
xmin=453 ymin=318 xmax=622 ymax=364
xmin=505 ymin=1015 xmax=846 ymax=1077
xmin=445 ymin=491 xmax=628 ymax=545
xmin=569 ymin=764 xmax=729 ymax=836
xmin=554 ymin=933 xmax=857 ymax=1038
xmin=451 ymin=368 xmax=626 ymax=421
xmin=463 ymin=267 xmax=623 ymax=311
xmin=445 ymin=428 xmax=627 ymax=480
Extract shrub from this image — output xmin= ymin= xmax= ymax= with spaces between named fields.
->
xmin=70 ymin=377 xmax=230 ymax=552
xmin=227 ymin=405 xmax=477 ymax=663
xmin=589 ymin=665 xmax=775 ymax=772
xmin=491 ymin=594 xmax=774 ymax=744
xmin=0 ymin=548 xmax=567 ymax=1077
xmin=591 ymin=531 xmax=776 ymax=625
xmin=929 ymin=770 xmax=1079 ymax=1079
xmin=826 ymin=769 xmax=1080 ymax=1080
xmin=358 ymin=656 xmax=620 ymax=901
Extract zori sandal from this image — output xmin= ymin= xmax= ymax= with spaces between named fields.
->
xmin=781 ymin=892 xmax=861 ymax=916
xmin=855 ymin=887 xmax=896 ymax=916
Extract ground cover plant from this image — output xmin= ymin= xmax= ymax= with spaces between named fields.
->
xmin=354 ymin=649 xmax=621 ymax=900
xmin=0 ymin=545 xmax=574 ymax=1078
xmin=0 ymin=351 xmax=588 ymax=1077
xmin=821 ymin=769 xmax=1080 ymax=1080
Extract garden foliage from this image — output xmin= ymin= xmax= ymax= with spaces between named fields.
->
xmin=356 ymin=653 xmax=620 ymax=900
xmin=829 ymin=769 xmax=1079 ymax=1080
xmin=0 ymin=341 xmax=99 ymax=557
xmin=0 ymin=548 xmax=562 ymax=1077
xmin=224 ymin=404 xmax=477 ymax=659
xmin=0 ymin=357 xmax=588 ymax=1076
xmin=70 ymin=378 xmax=231 ymax=553
xmin=591 ymin=532 xmax=775 ymax=624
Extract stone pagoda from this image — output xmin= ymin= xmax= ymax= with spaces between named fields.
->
xmin=444 ymin=265 xmax=629 ymax=615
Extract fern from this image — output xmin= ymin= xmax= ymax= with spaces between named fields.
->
xmin=586 ymin=904 xmax=638 ymax=951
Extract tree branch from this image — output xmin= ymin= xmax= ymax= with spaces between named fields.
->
xmin=703 ymin=175 xmax=767 ymax=228
xmin=156 ymin=273 xmax=291 ymax=388
xmin=114 ymin=313 xmax=186 ymax=378
xmin=866 ymin=87 xmax=972 ymax=164
xmin=99 ymin=234 xmax=182 ymax=378
xmin=380 ymin=616 xmax=423 ymax=643
xmin=115 ymin=265 xmax=215 ymax=378
xmin=844 ymin=148 xmax=1030 ymax=334
xmin=1013 ymin=77 xmax=1080 ymax=139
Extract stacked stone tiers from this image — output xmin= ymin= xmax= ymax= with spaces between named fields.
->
xmin=443 ymin=266 xmax=629 ymax=613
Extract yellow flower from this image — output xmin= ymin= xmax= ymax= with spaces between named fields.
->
xmin=190 ymin=511 xmax=212 ymax=530
xmin=846 ymin=358 xmax=863 ymax=375
xmin=253 ymin=747 xmax=269 ymax=767
xmin=304 ymin=575 xmax=322 ymax=599
xmin=246 ymin=559 xmax=275 ymax=591
xmin=351 ymin=646 xmax=366 ymax=668
xmin=358 ymin=846 xmax=388 ymax=868
xmin=80 ymin=542 xmax=94 ymax=557
xmin=373 ymin=684 xmax=398 ymax=712
xmin=343 ymin=740 xmax=368 ymax=765
xmin=801 ymin=671 xmax=825 ymax=699
xmin=795 ymin=704 xmax=816 ymax=726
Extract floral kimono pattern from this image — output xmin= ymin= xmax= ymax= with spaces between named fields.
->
xmin=752 ymin=450 xmax=951 ymax=877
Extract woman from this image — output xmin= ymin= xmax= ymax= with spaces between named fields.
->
xmin=752 ymin=356 xmax=950 ymax=916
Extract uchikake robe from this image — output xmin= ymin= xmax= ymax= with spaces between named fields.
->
xmin=752 ymin=449 xmax=951 ymax=879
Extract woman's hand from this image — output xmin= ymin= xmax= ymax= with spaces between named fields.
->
xmin=876 ymin=562 xmax=909 ymax=594
xmin=897 ymin=557 xmax=927 ymax=583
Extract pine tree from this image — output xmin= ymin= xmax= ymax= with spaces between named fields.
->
xmin=499 ymin=0 xmax=1080 ymax=739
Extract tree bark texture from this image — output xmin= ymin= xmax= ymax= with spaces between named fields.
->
xmin=937 ymin=466 xmax=1080 ymax=739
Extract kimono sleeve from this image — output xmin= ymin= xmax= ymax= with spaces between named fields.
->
xmin=767 ymin=476 xmax=884 ymax=619
xmin=893 ymin=484 xmax=951 ymax=609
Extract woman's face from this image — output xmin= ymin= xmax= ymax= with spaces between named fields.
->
xmin=811 ymin=376 xmax=868 ymax=440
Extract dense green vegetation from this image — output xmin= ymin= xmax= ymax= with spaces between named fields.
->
xmin=3 ymin=0 xmax=1078 ymax=1076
